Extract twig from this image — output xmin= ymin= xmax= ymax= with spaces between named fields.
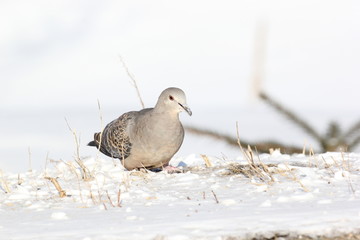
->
xmin=0 ymin=171 xmax=11 ymax=193
xmin=97 ymin=189 xmax=104 ymax=208
xmin=90 ymin=190 xmax=97 ymax=205
xmin=65 ymin=118 xmax=92 ymax=180
xmin=321 ymin=156 xmax=334 ymax=174
xmin=96 ymin=99 xmax=104 ymax=156
xmin=283 ymin=163 xmax=309 ymax=192
xmin=236 ymin=124 xmax=260 ymax=177
xmin=103 ymin=202 xmax=108 ymax=210
xmin=106 ymin=190 xmax=115 ymax=207
xmin=211 ymin=190 xmax=219 ymax=204
xmin=65 ymin=161 xmax=85 ymax=204
xmin=236 ymin=126 xmax=267 ymax=181
xmin=65 ymin=118 xmax=81 ymax=159
xmin=76 ymin=159 xmax=92 ymax=181
xmin=256 ymin=150 xmax=275 ymax=182
xmin=45 ymin=177 xmax=66 ymax=198
xmin=117 ymin=189 xmax=122 ymax=207
xmin=17 ymin=174 xmax=24 ymax=185
xmin=302 ymin=141 xmax=307 ymax=155
xmin=119 ymin=55 xmax=145 ymax=109
xmin=200 ymin=154 xmax=212 ymax=168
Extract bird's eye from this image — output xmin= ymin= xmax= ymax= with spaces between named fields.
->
xmin=169 ymin=95 xmax=174 ymax=101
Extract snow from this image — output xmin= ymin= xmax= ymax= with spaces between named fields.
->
xmin=1 ymin=152 xmax=359 ymax=239
xmin=1 ymin=1 xmax=360 ymax=239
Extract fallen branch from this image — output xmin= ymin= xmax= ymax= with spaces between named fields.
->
xmin=186 ymin=126 xmax=303 ymax=154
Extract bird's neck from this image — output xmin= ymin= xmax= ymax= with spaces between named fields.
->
xmin=152 ymin=107 xmax=180 ymax=121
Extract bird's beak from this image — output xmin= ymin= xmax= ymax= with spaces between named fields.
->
xmin=179 ymin=103 xmax=192 ymax=116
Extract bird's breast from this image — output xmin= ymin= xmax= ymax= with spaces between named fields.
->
xmin=131 ymin=118 xmax=184 ymax=153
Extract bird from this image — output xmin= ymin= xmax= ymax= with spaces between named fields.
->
xmin=88 ymin=87 xmax=192 ymax=172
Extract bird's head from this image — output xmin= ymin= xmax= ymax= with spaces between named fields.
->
xmin=156 ymin=87 xmax=192 ymax=116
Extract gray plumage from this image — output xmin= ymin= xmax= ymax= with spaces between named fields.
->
xmin=88 ymin=87 xmax=192 ymax=170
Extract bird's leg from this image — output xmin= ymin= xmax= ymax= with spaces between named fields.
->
xmin=146 ymin=164 xmax=183 ymax=173
xmin=162 ymin=165 xmax=183 ymax=173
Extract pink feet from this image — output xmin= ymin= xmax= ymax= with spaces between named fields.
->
xmin=163 ymin=165 xmax=183 ymax=173
xmin=145 ymin=165 xmax=184 ymax=173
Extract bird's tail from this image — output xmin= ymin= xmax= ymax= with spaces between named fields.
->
xmin=87 ymin=132 xmax=101 ymax=148
xmin=87 ymin=140 xmax=98 ymax=147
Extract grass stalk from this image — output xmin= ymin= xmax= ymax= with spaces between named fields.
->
xmin=211 ymin=190 xmax=219 ymax=204
xmin=117 ymin=189 xmax=122 ymax=207
xmin=45 ymin=177 xmax=66 ymax=198
xmin=65 ymin=118 xmax=92 ymax=181
xmin=96 ymin=99 xmax=105 ymax=161
xmin=0 ymin=171 xmax=11 ymax=193
xmin=200 ymin=154 xmax=212 ymax=168
xmin=106 ymin=190 xmax=115 ymax=207
xmin=118 ymin=55 xmax=145 ymax=109
xmin=283 ymin=163 xmax=309 ymax=192
xmin=28 ymin=147 xmax=32 ymax=172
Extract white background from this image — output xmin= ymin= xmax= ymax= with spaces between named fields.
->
xmin=1 ymin=0 xmax=360 ymax=172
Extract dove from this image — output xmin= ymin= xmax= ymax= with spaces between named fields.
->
xmin=88 ymin=87 xmax=192 ymax=172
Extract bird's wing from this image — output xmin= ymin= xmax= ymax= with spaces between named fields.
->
xmin=99 ymin=111 xmax=137 ymax=160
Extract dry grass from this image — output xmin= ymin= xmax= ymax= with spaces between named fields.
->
xmin=225 ymin=162 xmax=277 ymax=179
xmin=119 ymin=55 xmax=145 ymax=109
xmin=222 ymin=232 xmax=360 ymax=240
xmin=211 ymin=123 xmax=311 ymax=191
xmin=235 ymin=122 xmax=276 ymax=184
xmin=47 ymin=55 xmax=145 ymax=208
xmin=224 ymin=158 xmax=309 ymax=192
xmin=95 ymin=99 xmax=105 ymax=160
xmin=44 ymin=177 xmax=66 ymax=198
xmin=211 ymin=190 xmax=220 ymax=204
xmin=0 ymin=170 xmax=11 ymax=193
xmin=65 ymin=118 xmax=93 ymax=181
xmin=201 ymin=154 xmax=213 ymax=168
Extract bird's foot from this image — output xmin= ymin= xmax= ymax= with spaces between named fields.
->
xmin=147 ymin=165 xmax=183 ymax=173
xmin=162 ymin=165 xmax=183 ymax=174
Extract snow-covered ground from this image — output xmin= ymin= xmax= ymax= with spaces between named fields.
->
xmin=1 ymin=151 xmax=359 ymax=239
xmin=1 ymin=1 xmax=360 ymax=239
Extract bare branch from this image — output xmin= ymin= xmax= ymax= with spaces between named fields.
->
xmin=349 ymin=135 xmax=360 ymax=150
xmin=259 ymin=92 xmax=324 ymax=144
xmin=343 ymin=121 xmax=360 ymax=140
xmin=186 ymin=125 xmax=303 ymax=154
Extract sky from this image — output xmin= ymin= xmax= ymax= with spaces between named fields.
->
xmin=1 ymin=0 xmax=360 ymax=172
xmin=1 ymin=0 xmax=359 ymax=109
